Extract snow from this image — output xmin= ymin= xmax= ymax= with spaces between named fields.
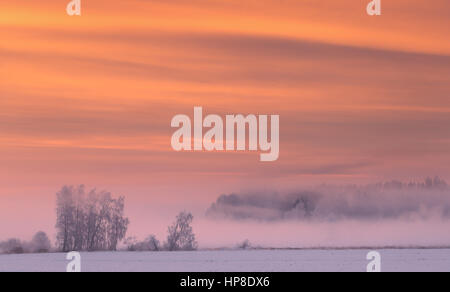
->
xmin=0 ymin=249 xmax=449 ymax=272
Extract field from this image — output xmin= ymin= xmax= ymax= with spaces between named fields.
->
xmin=0 ymin=249 xmax=449 ymax=272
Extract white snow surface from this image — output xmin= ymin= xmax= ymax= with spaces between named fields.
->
xmin=0 ymin=249 xmax=449 ymax=272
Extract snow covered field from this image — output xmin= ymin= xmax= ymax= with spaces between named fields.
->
xmin=0 ymin=249 xmax=449 ymax=272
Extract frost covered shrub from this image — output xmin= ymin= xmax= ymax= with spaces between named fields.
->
xmin=0 ymin=238 xmax=25 ymax=254
xmin=30 ymin=231 xmax=52 ymax=253
xmin=125 ymin=235 xmax=160 ymax=252
xmin=0 ymin=232 xmax=52 ymax=254
xmin=238 ymin=240 xmax=252 ymax=250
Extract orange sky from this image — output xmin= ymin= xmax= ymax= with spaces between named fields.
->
xmin=1 ymin=0 xmax=450 ymax=241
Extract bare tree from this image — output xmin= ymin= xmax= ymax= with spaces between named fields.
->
xmin=166 ymin=211 xmax=198 ymax=251
xmin=146 ymin=235 xmax=160 ymax=251
xmin=108 ymin=196 xmax=129 ymax=250
xmin=73 ymin=187 xmax=86 ymax=251
xmin=56 ymin=185 xmax=77 ymax=252
xmin=55 ymin=185 xmax=129 ymax=252
xmin=86 ymin=191 xmax=111 ymax=251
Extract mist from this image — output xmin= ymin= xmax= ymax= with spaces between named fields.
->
xmin=195 ymin=218 xmax=450 ymax=249
xmin=200 ymin=178 xmax=450 ymax=248
xmin=207 ymin=177 xmax=450 ymax=222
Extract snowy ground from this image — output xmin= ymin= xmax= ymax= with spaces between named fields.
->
xmin=0 ymin=249 xmax=449 ymax=272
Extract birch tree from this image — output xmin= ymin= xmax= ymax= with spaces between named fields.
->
xmin=166 ymin=211 xmax=198 ymax=251
xmin=55 ymin=185 xmax=129 ymax=251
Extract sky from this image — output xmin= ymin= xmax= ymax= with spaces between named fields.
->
xmin=1 ymin=0 xmax=450 ymax=246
